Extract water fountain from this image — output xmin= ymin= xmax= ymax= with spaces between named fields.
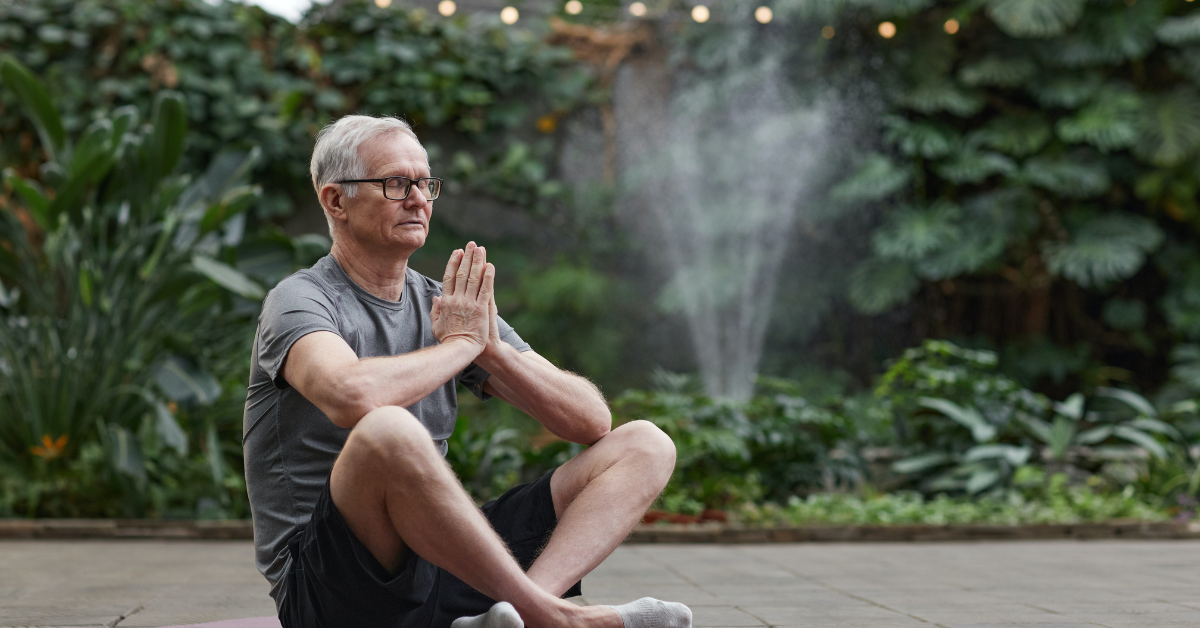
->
xmin=620 ymin=51 xmax=831 ymax=401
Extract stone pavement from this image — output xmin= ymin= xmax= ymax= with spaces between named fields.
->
xmin=3 ymin=539 xmax=1200 ymax=627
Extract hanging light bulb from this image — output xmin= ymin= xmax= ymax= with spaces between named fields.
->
xmin=878 ymin=21 xmax=896 ymax=38
xmin=630 ymin=2 xmax=647 ymax=16
xmin=565 ymin=0 xmax=583 ymax=14
xmin=754 ymin=6 xmax=772 ymax=23
xmin=501 ymin=6 xmax=519 ymax=23
xmin=438 ymin=0 xmax=456 ymax=16
xmin=692 ymin=5 xmax=710 ymax=22
xmin=944 ymin=18 xmax=959 ymax=34
xmin=821 ymin=25 xmax=834 ymax=39
xmin=375 ymin=0 xmax=391 ymax=7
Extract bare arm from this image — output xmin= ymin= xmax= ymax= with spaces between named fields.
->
xmin=282 ymin=245 xmax=495 ymax=429
xmin=478 ymin=345 xmax=612 ymax=445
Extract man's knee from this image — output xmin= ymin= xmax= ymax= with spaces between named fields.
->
xmin=345 ymin=406 xmax=441 ymax=474
xmin=613 ymin=420 xmax=676 ymax=480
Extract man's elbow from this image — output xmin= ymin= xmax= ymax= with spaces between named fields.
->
xmin=325 ymin=375 xmax=378 ymax=430
xmin=583 ymin=405 xmax=612 ymax=445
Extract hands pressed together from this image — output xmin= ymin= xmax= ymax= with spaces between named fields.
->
xmin=430 ymin=242 xmax=502 ymax=355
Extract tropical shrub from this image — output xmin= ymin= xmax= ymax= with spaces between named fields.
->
xmin=0 ymin=56 xmax=314 ymax=517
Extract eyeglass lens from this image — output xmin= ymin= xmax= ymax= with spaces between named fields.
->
xmin=384 ymin=177 xmax=440 ymax=201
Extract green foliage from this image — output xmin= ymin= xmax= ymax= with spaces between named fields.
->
xmin=0 ymin=56 xmax=317 ymax=518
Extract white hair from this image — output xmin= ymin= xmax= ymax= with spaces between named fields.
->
xmin=309 ymin=115 xmax=427 ymax=239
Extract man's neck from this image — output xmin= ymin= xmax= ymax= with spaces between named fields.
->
xmin=330 ymin=239 xmax=410 ymax=302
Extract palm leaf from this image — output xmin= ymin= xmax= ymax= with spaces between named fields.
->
xmin=872 ymin=201 xmax=961 ymax=261
xmin=1056 ymin=89 xmax=1141 ymax=151
xmin=884 ymin=116 xmax=959 ymax=159
xmin=935 ymin=150 xmax=1016 ymax=184
xmin=1042 ymin=214 xmax=1164 ymax=288
xmin=900 ymin=81 xmax=985 ymax=117
xmin=915 ymin=231 xmax=1007 ymax=280
xmin=1030 ymin=73 xmax=1103 ymax=109
xmin=847 ymin=258 xmax=920 ymax=315
xmin=970 ymin=115 xmax=1051 ymax=157
xmin=1051 ymin=4 xmax=1159 ymax=67
xmin=986 ymin=0 xmax=1084 ymax=38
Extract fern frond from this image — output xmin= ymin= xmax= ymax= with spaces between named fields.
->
xmin=986 ymin=0 xmax=1084 ymax=39
xmin=935 ymin=150 xmax=1017 ymax=184
xmin=847 ymin=258 xmax=920 ymax=315
xmin=1020 ymin=156 xmax=1111 ymax=198
xmin=873 ymin=201 xmax=962 ymax=261
xmin=1043 ymin=213 xmax=1164 ymax=288
xmin=1029 ymin=73 xmax=1104 ymax=108
xmin=1056 ymin=89 xmax=1141 ymax=151
xmin=1157 ymin=14 xmax=1200 ymax=46
xmin=830 ymin=153 xmax=912 ymax=202
xmin=958 ymin=57 xmax=1038 ymax=87
xmin=1134 ymin=88 xmax=1200 ymax=167
xmin=900 ymin=81 xmax=985 ymax=117
xmin=884 ymin=115 xmax=959 ymax=159
xmin=969 ymin=114 xmax=1052 ymax=157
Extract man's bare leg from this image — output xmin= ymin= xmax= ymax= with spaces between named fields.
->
xmin=330 ymin=406 xmax=621 ymax=628
xmin=525 ymin=420 xmax=677 ymax=597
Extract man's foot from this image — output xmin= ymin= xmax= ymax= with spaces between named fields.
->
xmin=608 ymin=597 xmax=692 ymax=628
xmin=452 ymin=601 xmax=524 ymax=628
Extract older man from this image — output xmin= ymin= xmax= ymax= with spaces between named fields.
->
xmin=242 ymin=115 xmax=690 ymax=628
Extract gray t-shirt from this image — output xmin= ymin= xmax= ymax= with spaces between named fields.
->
xmin=242 ymin=255 xmax=529 ymax=609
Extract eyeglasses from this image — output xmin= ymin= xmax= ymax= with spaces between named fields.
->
xmin=336 ymin=176 xmax=442 ymax=201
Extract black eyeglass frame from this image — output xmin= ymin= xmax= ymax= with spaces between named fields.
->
xmin=336 ymin=176 xmax=443 ymax=201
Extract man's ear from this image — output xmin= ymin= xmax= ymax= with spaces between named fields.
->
xmin=319 ymin=183 xmax=349 ymax=225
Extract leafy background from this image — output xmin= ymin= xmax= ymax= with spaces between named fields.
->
xmin=3 ymin=0 xmax=1200 ymax=523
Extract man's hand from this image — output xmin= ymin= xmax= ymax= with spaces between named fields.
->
xmin=431 ymin=242 xmax=494 ymax=350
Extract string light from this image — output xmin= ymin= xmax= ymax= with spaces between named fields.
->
xmin=501 ymin=5 xmax=518 ymax=23
xmin=755 ymin=6 xmax=772 ymax=23
xmin=944 ymin=18 xmax=959 ymax=34
xmin=878 ymin=21 xmax=896 ymax=38
xmin=374 ymin=0 xmax=391 ymax=7
xmin=438 ymin=0 xmax=456 ymax=16
xmin=821 ymin=25 xmax=834 ymax=39
xmin=565 ymin=0 xmax=582 ymax=14
xmin=630 ymin=2 xmax=647 ymax=16
xmin=692 ymin=5 xmax=710 ymax=22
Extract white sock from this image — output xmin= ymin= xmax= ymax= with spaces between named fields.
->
xmin=608 ymin=597 xmax=693 ymax=628
xmin=451 ymin=601 xmax=524 ymax=628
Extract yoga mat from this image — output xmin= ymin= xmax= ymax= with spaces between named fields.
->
xmin=61 ymin=618 xmax=280 ymax=628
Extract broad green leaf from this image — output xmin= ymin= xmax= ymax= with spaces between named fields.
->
xmin=1043 ymin=214 xmax=1163 ymax=288
xmin=919 ymin=397 xmax=997 ymax=443
xmin=884 ymin=116 xmax=959 ymax=159
xmin=69 ymin=119 xmax=114 ymax=181
xmin=110 ymin=105 xmax=139 ymax=146
xmin=901 ymin=81 xmax=984 ymax=117
xmin=893 ymin=452 xmax=953 ymax=474
xmin=1056 ymin=90 xmax=1142 ymax=151
xmin=830 ymin=153 xmax=911 ymax=202
xmin=1112 ymin=425 xmax=1167 ymax=459
xmin=0 ymin=55 xmax=66 ymax=162
xmin=3 ymin=170 xmax=50 ymax=230
xmin=1020 ymin=157 xmax=1110 ymax=198
xmin=206 ymin=423 xmax=224 ymax=485
xmin=847 ymin=258 xmax=919 ymax=315
xmin=915 ymin=231 xmax=1006 ymax=280
xmin=106 ymin=425 xmax=145 ymax=482
xmin=154 ymin=401 xmax=189 ymax=456
xmin=200 ymin=185 xmax=260 ymax=234
xmin=987 ymin=0 xmax=1084 ymax=38
xmin=1135 ymin=88 xmax=1200 ymax=167
xmin=1096 ymin=386 xmax=1157 ymax=417
xmin=148 ymin=91 xmax=187 ymax=183
xmin=1046 ymin=418 xmax=1077 ymax=458
xmin=964 ymin=444 xmax=1031 ymax=466
xmin=191 ymin=255 xmax=265 ymax=300
xmin=1076 ymin=425 xmax=1114 ymax=445
xmin=966 ymin=468 xmax=1002 ymax=494
xmin=935 ymin=150 xmax=1016 ymax=184
xmin=1126 ymin=418 xmax=1182 ymax=441
xmin=1156 ymin=14 xmax=1200 ymax=46
xmin=872 ymin=201 xmax=961 ymax=261
xmin=152 ymin=356 xmax=222 ymax=405
xmin=970 ymin=115 xmax=1051 ymax=157
xmin=958 ymin=57 xmax=1037 ymax=87
xmin=1030 ymin=73 xmax=1104 ymax=108
xmin=1054 ymin=393 xmax=1085 ymax=420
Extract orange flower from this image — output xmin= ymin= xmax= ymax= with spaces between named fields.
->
xmin=30 ymin=434 xmax=68 ymax=460
xmin=536 ymin=114 xmax=559 ymax=134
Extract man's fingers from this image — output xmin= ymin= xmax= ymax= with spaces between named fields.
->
xmin=479 ymin=263 xmax=496 ymax=304
xmin=431 ymin=295 xmax=441 ymax=321
xmin=465 ymin=245 xmax=486 ymax=299
xmin=442 ymin=249 xmax=463 ymax=294
xmin=455 ymin=242 xmax=477 ymax=296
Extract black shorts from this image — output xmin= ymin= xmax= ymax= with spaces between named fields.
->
xmin=279 ymin=468 xmax=581 ymax=628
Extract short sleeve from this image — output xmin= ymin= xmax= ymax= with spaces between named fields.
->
xmin=256 ymin=277 xmax=341 ymax=389
xmin=459 ymin=314 xmax=531 ymax=400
